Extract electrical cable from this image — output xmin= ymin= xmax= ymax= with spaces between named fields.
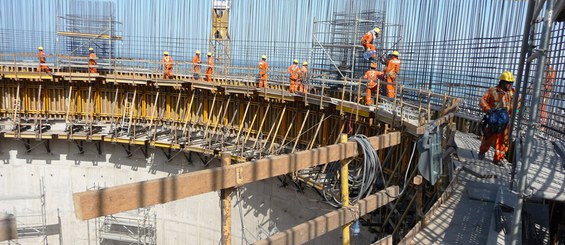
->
xmin=321 ymin=134 xmax=418 ymax=207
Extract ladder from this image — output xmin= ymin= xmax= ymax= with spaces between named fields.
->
xmin=34 ymin=84 xmax=43 ymax=140
xmin=12 ymin=83 xmax=21 ymax=134
xmin=121 ymin=90 xmax=137 ymax=136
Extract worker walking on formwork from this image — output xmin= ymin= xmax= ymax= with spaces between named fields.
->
xmin=162 ymin=51 xmax=173 ymax=79
xmin=193 ymin=50 xmax=201 ymax=80
xmin=258 ymin=55 xmax=268 ymax=88
xmin=37 ymin=46 xmax=51 ymax=73
xmin=206 ymin=52 xmax=214 ymax=82
xmin=364 ymin=62 xmax=384 ymax=105
xmin=298 ymin=61 xmax=309 ymax=93
xmin=478 ymin=71 xmax=516 ymax=165
xmin=88 ymin=47 xmax=97 ymax=73
xmin=361 ymin=27 xmax=381 ymax=60
xmin=288 ymin=59 xmax=300 ymax=93
xmin=382 ymin=51 xmax=400 ymax=98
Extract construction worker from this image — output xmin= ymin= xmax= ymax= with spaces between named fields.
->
xmin=206 ymin=52 xmax=214 ymax=82
xmin=37 ymin=46 xmax=51 ymax=73
xmin=193 ymin=50 xmax=201 ymax=80
xmin=364 ymin=63 xmax=384 ymax=105
xmin=361 ymin=27 xmax=381 ymax=60
xmin=162 ymin=51 xmax=173 ymax=79
xmin=478 ymin=71 xmax=516 ymax=165
xmin=298 ymin=61 xmax=309 ymax=93
xmin=288 ymin=59 xmax=300 ymax=93
xmin=382 ymin=50 xmax=400 ymax=98
xmin=258 ymin=55 xmax=268 ymax=88
xmin=88 ymin=47 xmax=97 ymax=73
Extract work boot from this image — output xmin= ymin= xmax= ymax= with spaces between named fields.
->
xmin=478 ymin=152 xmax=485 ymax=160
xmin=493 ymin=160 xmax=503 ymax=166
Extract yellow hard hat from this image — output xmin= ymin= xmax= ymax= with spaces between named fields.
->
xmin=196 ymin=50 xmax=201 ymax=54
xmin=89 ymin=47 xmax=94 ymax=51
xmin=374 ymin=27 xmax=381 ymax=34
xmin=38 ymin=46 xmax=43 ymax=50
xmin=303 ymin=61 xmax=308 ymax=66
xmin=164 ymin=51 xmax=169 ymax=55
xmin=370 ymin=63 xmax=377 ymax=69
xmin=392 ymin=50 xmax=399 ymax=56
xmin=499 ymin=71 xmax=515 ymax=82
xmin=293 ymin=59 xmax=298 ymax=64
xmin=261 ymin=55 xmax=267 ymax=59
xmin=207 ymin=52 xmax=212 ymax=56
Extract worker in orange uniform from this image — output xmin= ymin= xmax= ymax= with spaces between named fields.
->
xmin=88 ymin=47 xmax=97 ymax=73
xmin=288 ymin=59 xmax=300 ymax=93
xmin=478 ymin=71 xmax=516 ymax=165
xmin=364 ymin=63 xmax=384 ymax=105
xmin=258 ymin=55 xmax=268 ymax=88
xmin=298 ymin=61 xmax=309 ymax=93
xmin=37 ymin=46 xmax=51 ymax=73
xmin=193 ymin=50 xmax=201 ymax=80
xmin=162 ymin=51 xmax=173 ymax=79
xmin=382 ymin=51 xmax=400 ymax=98
xmin=361 ymin=27 xmax=381 ymax=60
xmin=205 ymin=52 xmax=214 ymax=82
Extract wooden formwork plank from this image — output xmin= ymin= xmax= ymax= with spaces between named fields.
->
xmin=73 ymin=132 xmax=401 ymax=220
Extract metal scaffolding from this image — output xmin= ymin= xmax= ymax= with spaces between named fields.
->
xmin=97 ymin=208 xmax=156 ymax=245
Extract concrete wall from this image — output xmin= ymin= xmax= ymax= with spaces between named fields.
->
xmin=0 ymin=139 xmax=373 ymax=244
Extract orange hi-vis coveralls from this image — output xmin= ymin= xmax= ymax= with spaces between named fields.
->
xmin=258 ymin=60 xmax=268 ymax=88
xmin=298 ymin=66 xmax=309 ymax=93
xmin=162 ymin=55 xmax=173 ymax=79
xmin=364 ymin=69 xmax=384 ymax=105
xmin=89 ymin=52 xmax=97 ymax=73
xmin=383 ymin=57 xmax=400 ymax=98
xmin=37 ymin=51 xmax=51 ymax=73
xmin=361 ymin=31 xmax=376 ymax=51
xmin=206 ymin=56 xmax=214 ymax=82
xmin=193 ymin=55 xmax=201 ymax=79
xmin=288 ymin=64 xmax=300 ymax=93
xmin=479 ymin=86 xmax=515 ymax=162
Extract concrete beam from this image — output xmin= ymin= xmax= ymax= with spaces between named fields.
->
xmin=73 ymin=132 xmax=402 ymax=220
xmin=253 ymin=186 xmax=399 ymax=245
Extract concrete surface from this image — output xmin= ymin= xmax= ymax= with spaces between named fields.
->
xmin=0 ymin=139 xmax=373 ymax=244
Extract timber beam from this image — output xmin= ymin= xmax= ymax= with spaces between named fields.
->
xmin=72 ymin=132 xmax=401 ymax=220
xmin=254 ymin=186 xmax=399 ymax=245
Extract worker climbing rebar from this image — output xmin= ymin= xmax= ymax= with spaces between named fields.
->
xmin=382 ymin=51 xmax=400 ymax=98
xmin=88 ymin=47 xmax=97 ymax=73
xmin=478 ymin=71 xmax=516 ymax=165
xmin=288 ymin=59 xmax=300 ymax=93
xmin=298 ymin=61 xmax=309 ymax=93
xmin=206 ymin=52 xmax=214 ymax=82
xmin=361 ymin=27 xmax=381 ymax=60
xmin=37 ymin=46 xmax=51 ymax=73
xmin=258 ymin=55 xmax=268 ymax=88
xmin=193 ymin=50 xmax=201 ymax=80
xmin=364 ymin=63 xmax=383 ymax=105
xmin=162 ymin=51 xmax=173 ymax=79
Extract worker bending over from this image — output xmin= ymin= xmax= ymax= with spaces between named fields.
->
xmin=162 ymin=51 xmax=173 ymax=79
xmin=478 ymin=71 xmax=516 ymax=165
xmin=298 ymin=61 xmax=309 ymax=93
xmin=88 ymin=47 xmax=97 ymax=73
xmin=193 ymin=50 xmax=201 ymax=80
xmin=206 ymin=52 xmax=214 ymax=82
xmin=258 ymin=55 xmax=268 ymax=88
xmin=288 ymin=59 xmax=300 ymax=93
xmin=364 ymin=63 xmax=384 ymax=105
xmin=382 ymin=51 xmax=400 ymax=98
xmin=361 ymin=27 xmax=381 ymax=60
xmin=37 ymin=46 xmax=51 ymax=73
